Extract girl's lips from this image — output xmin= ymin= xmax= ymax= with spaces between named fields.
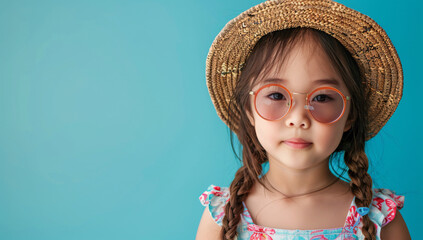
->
xmin=284 ymin=139 xmax=312 ymax=149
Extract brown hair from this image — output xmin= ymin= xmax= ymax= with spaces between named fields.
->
xmin=222 ymin=28 xmax=376 ymax=239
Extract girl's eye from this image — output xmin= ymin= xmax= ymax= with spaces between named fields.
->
xmin=267 ymin=92 xmax=286 ymax=100
xmin=312 ymin=94 xmax=333 ymax=102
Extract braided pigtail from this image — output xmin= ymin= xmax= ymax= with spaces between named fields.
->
xmin=344 ymin=148 xmax=376 ymax=239
xmin=221 ymin=166 xmax=253 ymax=239
xmin=338 ymin=53 xmax=377 ymax=239
xmin=340 ymin=85 xmax=376 ymax=239
xmin=221 ymin=116 xmax=267 ymax=240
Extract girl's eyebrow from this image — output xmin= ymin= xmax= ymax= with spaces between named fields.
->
xmin=261 ymin=77 xmax=340 ymax=87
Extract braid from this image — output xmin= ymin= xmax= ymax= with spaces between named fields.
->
xmin=222 ymin=125 xmax=266 ymax=239
xmin=221 ymin=166 xmax=253 ymax=239
xmin=221 ymin=136 xmax=264 ymax=240
xmin=344 ymin=144 xmax=376 ymax=239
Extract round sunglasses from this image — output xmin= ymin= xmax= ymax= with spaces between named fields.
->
xmin=249 ymin=84 xmax=350 ymax=124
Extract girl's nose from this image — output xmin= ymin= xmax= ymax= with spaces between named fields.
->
xmin=284 ymin=97 xmax=311 ymax=129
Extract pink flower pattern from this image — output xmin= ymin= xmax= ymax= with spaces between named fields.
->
xmin=310 ymin=233 xmax=329 ymax=240
xmin=344 ymin=206 xmax=359 ymax=234
xmin=371 ymin=189 xmax=404 ymax=227
xmin=248 ymin=225 xmax=276 ymax=240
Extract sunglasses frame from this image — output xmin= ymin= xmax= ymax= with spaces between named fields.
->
xmin=249 ymin=83 xmax=351 ymax=124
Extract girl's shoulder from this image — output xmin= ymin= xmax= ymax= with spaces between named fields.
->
xmin=369 ymin=188 xmax=405 ymax=228
xmin=198 ymin=184 xmax=405 ymax=229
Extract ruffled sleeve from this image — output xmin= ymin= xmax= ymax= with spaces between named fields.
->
xmin=369 ymin=188 xmax=405 ymax=228
xmin=199 ymin=185 xmax=230 ymax=226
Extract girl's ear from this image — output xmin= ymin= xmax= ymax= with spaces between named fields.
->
xmin=343 ymin=118 xmax=354 ymax=132
xmin=247 ymin=110 xmax=255 ymax=127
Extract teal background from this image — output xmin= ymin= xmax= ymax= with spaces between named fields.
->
xmin=0 ymin=0 xmax=420 ymax=239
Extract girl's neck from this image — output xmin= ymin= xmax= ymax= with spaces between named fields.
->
xmin=264 ymin=158 xmax=338 ymax=197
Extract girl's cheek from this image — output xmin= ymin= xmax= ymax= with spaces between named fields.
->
xmin=318 ymin=126 xmax=345 ymax=150
xmin=254 ymin=121 xmax=281 ymax=148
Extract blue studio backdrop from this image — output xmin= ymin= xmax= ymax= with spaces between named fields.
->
xmin=0 ymin=0 xmax=420 ymax=239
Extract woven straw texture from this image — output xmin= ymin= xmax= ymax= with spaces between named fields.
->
xmin=206 ymin=0 xmax=403 ymax=140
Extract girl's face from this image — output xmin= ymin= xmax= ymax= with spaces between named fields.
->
xmin=248 ymin=38 xmax=352 ymax=171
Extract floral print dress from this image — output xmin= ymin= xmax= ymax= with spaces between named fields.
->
xmin=199 ymin=185 xmax=404 ymax=240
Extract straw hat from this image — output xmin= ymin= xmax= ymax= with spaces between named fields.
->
xmin=206 ymin=0 xmax=403 ymax=140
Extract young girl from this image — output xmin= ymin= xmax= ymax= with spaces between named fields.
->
xmin=196 ymin=0 xmax=410 ymax=240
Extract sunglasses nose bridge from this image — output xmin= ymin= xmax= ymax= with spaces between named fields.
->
xmin=291 ymin=92 xmax=310 ymax=109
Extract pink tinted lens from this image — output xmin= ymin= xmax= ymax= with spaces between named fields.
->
xmin=255 ymin=85 xmax=290 ymax=120
xmin=308 ymin=89 xmax=345 ymax=123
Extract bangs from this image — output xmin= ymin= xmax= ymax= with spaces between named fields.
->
xmin=243 ymin=28 xmax=323 ymax=89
